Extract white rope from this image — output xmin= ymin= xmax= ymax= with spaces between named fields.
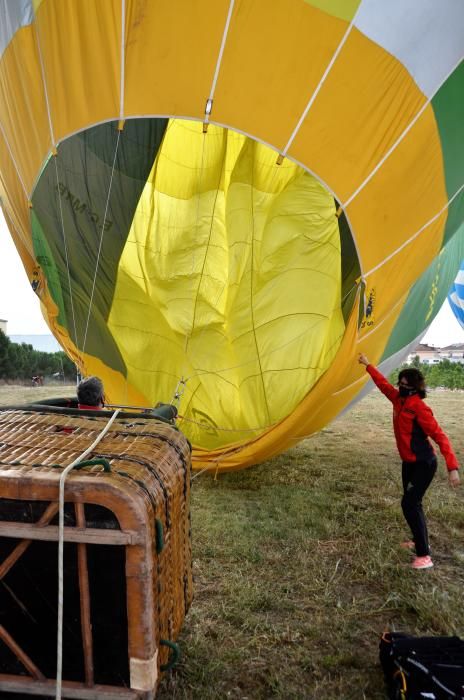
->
xmin=176 ymin=122 xmax=218 ymax=414
xmin=119 ymin=0 xmax=126 ymax=122
xmin=55 ymin=409 xmax=120 ymax=700
xmin=32 ymin=8 xmax=56 ymax=150
xmin=364 ymin=180 xmax=464 ymax=279
xmin=343 ymin=101 xmax=430 ymax=210
xmin=32 ymin=5 xmax=85 ymax=366
xmin=342 ymin=54 xmax=464 ymax=211
xmin=174 ymin=140 xmax=291 ymax=411
xmin=179 ymin=145 xmax=300 ymax=406
xmin=191 ymin=466 xmax=211 ymax=481
xmin=280 ymin=10 xmax=359 ymax=158
xmin=171 ymin=377 xmax=187 ymax=408
xmin=331 ymin=374 xmax=366 ymax=397
xmin=248 ymin=141 xmax=271 ymax=424
xmin=183 ymin=128 xmax=210 ymax=356
xmin=82 ymin=128 xmax=121 ymax=356
xmin=52 ymin=156 xmax=81 ymax=360
xmin=204 ymin=0 xmax=235 ymax=125
xmin=192 ymin=440 xmax=253 ymax=480
xmin=185 ymin=166 xmax=226 ymax=350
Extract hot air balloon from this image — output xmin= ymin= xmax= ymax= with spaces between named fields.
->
xmin=448 ymin=261 xmax=464 ymax=331
xmin=1 ymin=0 xmax=464 ymax=471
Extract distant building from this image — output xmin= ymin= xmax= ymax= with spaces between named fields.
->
xmin=406 ymin=343 xmax=441 ymax=365
xmin=406 ymin=342 xmax=464 ymax=365
xmin=440 ymin=343 xmax=464 ymax=363
xmin=0 ymin=319 xmax=6 ymax=334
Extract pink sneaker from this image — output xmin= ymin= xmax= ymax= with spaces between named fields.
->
xmin=411 ymin=555 xmax=433 ymax=570
xmin=400 ymin=541 xmax=415 ymax=550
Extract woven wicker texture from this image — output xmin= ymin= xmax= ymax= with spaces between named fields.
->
xmin=0 ymin=408 xmax=193 ymax=682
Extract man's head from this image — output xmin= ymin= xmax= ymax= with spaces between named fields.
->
xmin=77 ymin=376 xmax=105 ymax=408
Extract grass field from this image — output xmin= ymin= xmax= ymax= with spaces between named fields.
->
xmin=0 ymin=385 xmax=462 ymax=698
xmin=0 ymin=383 xmax=76 ymax=406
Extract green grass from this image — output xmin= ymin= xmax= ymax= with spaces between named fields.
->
xmin=159 ymin=390 xmax=464 ymax=699
xmin=1 ymin=385 xmax=462 ymax=698
xmin=0 ymin=383 xmax=76 ymax=406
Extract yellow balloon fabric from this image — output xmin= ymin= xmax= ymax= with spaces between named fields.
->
xmin=1 ymin=0 xmax=463 ymax=470
xmin=109 ymin=121 xmax=344 ymax=449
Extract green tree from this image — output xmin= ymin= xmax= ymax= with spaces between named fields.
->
xmin=391 ymin=358 xmax=464 ymax=391
xmin=0 ymin=330 xmax=12 ymax=377
xmin=0 ymin=329 xmax=76 ymax=382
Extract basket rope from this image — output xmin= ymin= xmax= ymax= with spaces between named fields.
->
xmin=56 ymin=409 xmax=120 ymax=700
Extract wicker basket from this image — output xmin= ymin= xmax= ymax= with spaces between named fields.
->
xmin=0 ymin=407 xmax=192 ymax=699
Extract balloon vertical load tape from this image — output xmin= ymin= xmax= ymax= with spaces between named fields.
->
xmin=0 ymin=407 xmax=193 ymax=697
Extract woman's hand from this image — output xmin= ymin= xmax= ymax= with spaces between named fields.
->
xmin=448 ymin=469 xmax=460 ymax=488
xmin=358 ymin=353 xmax=370 ymax=366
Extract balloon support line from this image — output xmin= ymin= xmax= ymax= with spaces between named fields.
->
xmin=55 ymin=410 xmax=121 ymax=700
xmin=52 ymin=156 xmax=81 ymax=367
xmin=178 ymin=143 xmax=319 ymax=390
xmin=179 ymin=123 xmax=283 ymax=420
xmin=280 ymin=5 xmax=361 ymax=159
xmin=81 ymin=129 xmax=122 ymax=358
xmin=183 ymin=125 xmax=209 ymax=359
xmin=203 ymin=0 xmax=235 ymax=129
xmin=363 ymin=180 xmax=464 ymax=279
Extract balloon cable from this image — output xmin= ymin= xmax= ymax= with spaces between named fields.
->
xmin=53 ymin=155 xmax=81 ymax=365
xmin=178 ymin=144 xmax=290 ymax=420
xmin=81 ymin=128 xmax=122 ymax=358
xmin=55 ymin=410 xmax=120 ymax=700
xmin=183 ymin=126 xmax=209 ymax=358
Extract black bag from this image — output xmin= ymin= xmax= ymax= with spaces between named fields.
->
xmin=380 ymin=632 xmax=464 ymax=699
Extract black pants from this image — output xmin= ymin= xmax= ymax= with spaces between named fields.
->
xmin=401 ymin=458 xmax=437 ymax=557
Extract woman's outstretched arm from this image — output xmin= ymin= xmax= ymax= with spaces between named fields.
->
xmin=358 ymin=354 xmax=399 ymax=403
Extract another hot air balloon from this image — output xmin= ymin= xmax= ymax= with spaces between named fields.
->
xmin=448 ymin=261 xmax=464 ymax=331
xmin=1 ymin=1 xmax=463 ymax=470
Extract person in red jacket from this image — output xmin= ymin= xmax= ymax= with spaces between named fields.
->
xmin=358 ymin=354 xmax=460 ymax=570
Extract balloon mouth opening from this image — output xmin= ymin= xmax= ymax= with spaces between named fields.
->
xmin=31 ymin=117 xmax=361 ymax=450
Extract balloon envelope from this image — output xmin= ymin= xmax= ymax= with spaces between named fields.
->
xmin=0 ymin=1 xmax=463 ymax=469
xmin=448 ymin=262 xmax=464 ymax=331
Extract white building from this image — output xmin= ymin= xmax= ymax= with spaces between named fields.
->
xmin=440 ymin=343 xmax=464 ymax=363
xmin=0 ymin=319 xmax=7 ymax=335
xmin=406 ymin=343 xmax=464 ymax=365
xmin=406 ymin=344 xmax=441 ymax=365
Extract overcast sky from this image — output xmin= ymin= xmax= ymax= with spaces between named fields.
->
xmin=1 ymin=211 xmax=463 ymax=345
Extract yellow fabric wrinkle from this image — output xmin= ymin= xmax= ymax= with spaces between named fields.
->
xmin=109 ymin=120 xmax=344 ymax=449
xmin=108 ymin=121 xmax=344 ymax=449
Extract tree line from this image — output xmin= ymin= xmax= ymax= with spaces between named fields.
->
xmin=392 ymin=357 xmax=464 ymax=390
xmin=0 ymin=329 xmax=75 ymax=381
xmin=2 ymin=328 xmax=462 ymax=389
